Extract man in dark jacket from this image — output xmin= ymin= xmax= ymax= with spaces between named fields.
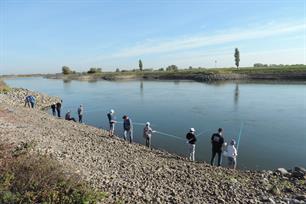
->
xmin=56 ymin=100 xmax=62 ymax=118
xmin=122 ymin=115 xmax=133 ymax=143
xmin=211 ymin=128 xmax=224 ymax=166
xmin=186 ymin=128 xmax=197 ymax=161
xmin=65 ymin=110 xmax=76 ymax=122
xmin=51 ymin=103 xmax=56 ymax=116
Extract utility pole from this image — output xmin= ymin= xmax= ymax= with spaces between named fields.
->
xmin=214 ymin=60 xmax=217 ymax=68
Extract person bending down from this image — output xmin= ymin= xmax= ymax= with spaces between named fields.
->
xmin=65 ymin=111 xmax=76 ymax=122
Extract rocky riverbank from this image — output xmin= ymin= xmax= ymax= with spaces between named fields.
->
xmin=0 ymin=89 xmax=305 ymax=203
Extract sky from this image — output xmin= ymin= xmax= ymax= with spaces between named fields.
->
xmin=0 ymin=0 xmax=305 ymax=74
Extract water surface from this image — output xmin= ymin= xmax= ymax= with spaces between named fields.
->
xmin=5 ymin=78 xmax=306 ymax=170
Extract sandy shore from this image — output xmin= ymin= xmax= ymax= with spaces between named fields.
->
xmin=0 ymin=89 xmax=305 ymax=203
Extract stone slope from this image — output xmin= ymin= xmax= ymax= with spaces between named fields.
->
xmin=0 ymin=89 xmax=305 ymax=203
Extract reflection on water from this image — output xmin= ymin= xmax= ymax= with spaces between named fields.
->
xmin=140 ymin=81 xmax=143 ymax=97
xmin=5 ymin=78 xmax=306 ymax=170
xmin=234 ymin=83 xmax=239 ymax=105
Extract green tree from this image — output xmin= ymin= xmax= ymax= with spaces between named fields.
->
xmin=139 ymin=59 xmax=143 ymax=71
xmin=87 ymin=68 xmax=102 ymax=74
xmin=166 ymin=65 xmax=178 ymax=71
xmin=62 ymin=66 xmax=72 ymax=75
xmin=234 ymin=48 xmax=240 ymax=69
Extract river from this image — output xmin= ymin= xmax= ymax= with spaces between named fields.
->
xmin=5 ymin=77 xmax=306 ymax=170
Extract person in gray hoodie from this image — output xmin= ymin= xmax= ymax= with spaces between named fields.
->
xmin=77 ymin=104 xmax=84 ymax=123
xmin=143 ymin=122 xmax=155 ymax=149
xmin=122 ymin=115 xmax=133 ymax=143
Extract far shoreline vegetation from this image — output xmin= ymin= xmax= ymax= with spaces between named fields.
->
xmin=1 ymin=63 xmax=306 ymax=82
xmin=43 ymin=64 xmax=306 ymax=82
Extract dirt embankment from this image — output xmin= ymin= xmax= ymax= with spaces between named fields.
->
xmin=0 ymin=89 xmax=305 ymax=203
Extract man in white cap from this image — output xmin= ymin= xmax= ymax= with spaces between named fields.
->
xmin=107 ymin=109 xmax=116 ymax=137
xmin=143 ymin=122 xmax=155 ymax=148
xmin=186 ymin=128 xmax=197 ymax=161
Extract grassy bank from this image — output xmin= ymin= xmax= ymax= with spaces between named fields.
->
xmin=0 ymin=81 xmax=11 ymax=93
xmin=44 ymin=65 xmax=306 ymax=81
xmin=0 ymin=142 xmax=107 ymax=204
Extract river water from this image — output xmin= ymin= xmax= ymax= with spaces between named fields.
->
xmin=5 ymin=77 xmax=306 ymax=170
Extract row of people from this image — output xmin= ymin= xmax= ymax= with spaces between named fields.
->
xmin=107 ymin=109 xmax=238 ymax=169
xmin=50 ymin=101 xmax=84 ymax=123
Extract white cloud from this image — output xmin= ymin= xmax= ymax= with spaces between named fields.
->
xmin=92 ymin=21 xmax=305 ymax=61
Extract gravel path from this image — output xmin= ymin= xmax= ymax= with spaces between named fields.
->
xmin=0 ymin=89 xmax=305 ymax=203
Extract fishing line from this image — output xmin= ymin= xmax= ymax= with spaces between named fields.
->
xmin=116 ymin=121 xmax=146 ymax=126
xmin=154 ymin=130 xmax=185 ymax=141
xmin=196 ymin=130 xmax=208 ymax=137
xmin=236 ymin=122 xmax=244 ymax=151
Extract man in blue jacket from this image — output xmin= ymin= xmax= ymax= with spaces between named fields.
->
xmin=122 ymin=115 xmax=133 ymax=143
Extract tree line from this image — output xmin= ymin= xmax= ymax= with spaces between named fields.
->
xmin=62 ymin=48 xmax=305 ymax=74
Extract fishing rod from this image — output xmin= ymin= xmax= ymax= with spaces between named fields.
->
xmin=236 ymin=122 xmax=244 ymax=151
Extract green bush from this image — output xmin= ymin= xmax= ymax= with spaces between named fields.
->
xmin=0 ymin=81 xmax=11 ymax=93
xmin=0 ymin=143 xmax=107 ymax=204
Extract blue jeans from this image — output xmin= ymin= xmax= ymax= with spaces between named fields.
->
xmin=124 ymin=129 xmax=133 ymax=143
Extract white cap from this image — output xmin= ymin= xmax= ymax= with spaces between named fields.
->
xmin=110 ymin=109 xmax=114 ymax=114
xmin=146 ymin=122 xmax=150 ymax=126
xmin=190 ymin=128 xmax=195 ymax=132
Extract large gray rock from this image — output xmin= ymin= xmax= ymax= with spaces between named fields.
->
xmin=276 ymin=168 xmax=289 ymax=175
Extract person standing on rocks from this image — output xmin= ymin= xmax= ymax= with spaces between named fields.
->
xmin=24 ymin=96 xmax=31 ymax=108
xmin=51 ymin=103 xmax=56 ymax=116
xmin=143 ymin=122 xmax=155 ymax=148
xmin=210 ymin=128 xmax=224 ymax=166
xmin=77 ymin=104 xmax=84 ymax=123
xmin=107 ymin=109 xmax=116 ymax=137
xmin=65 ymin=110 xmax=76 ymax=122
xmin=186 ymin=128 xmax=197 ymax=161
xmin=29 ymin=95 xmax=36 ymax=108
xmin=224 ymin=139 xmax=238 ymax=169
xmin=122 ymin=115 xmax=133 ymax=143
xmin=56 ymin=100 xmax=62 ymax=118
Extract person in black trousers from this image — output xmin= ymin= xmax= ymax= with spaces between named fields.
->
xmin=51 ymin=103 xmax=56 ymax=116
xmin=211 ymin=128 xmax=224 ymax=166
xmin=56 ymin=100 xmax=62 ymax=118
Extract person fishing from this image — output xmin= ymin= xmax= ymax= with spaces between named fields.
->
xmin=65 ymin=110 xmax=76 ymax=122
xmin=224 ymin=139 xmax=238 ymax=169
xmin=143 ymin=122 xmax=155 ymax=149
xmin=28 ymin=95 xmax=36 ymax=108
xmin=56 ymin=100 xmax=62 ymax=118
xmin=186 ymin=128 xmax=197 ymax=162
xmin=210 ymin=128 xmax=225 ymax=166
xmin=51 ymin=103 xmax=56 ymax=116
xmin=77 ymin=104 xmax=84 ymax=123
xmin=122 ymin=115 xmax=133 ymax=143
xmin=24 ymin=96 xmax=31 ymax=108
xmin=107 ymin=109 xmax=116 ymax=137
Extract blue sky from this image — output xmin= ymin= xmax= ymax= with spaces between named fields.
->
xmin=0 ymin=0 xmax=305 ymax=74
